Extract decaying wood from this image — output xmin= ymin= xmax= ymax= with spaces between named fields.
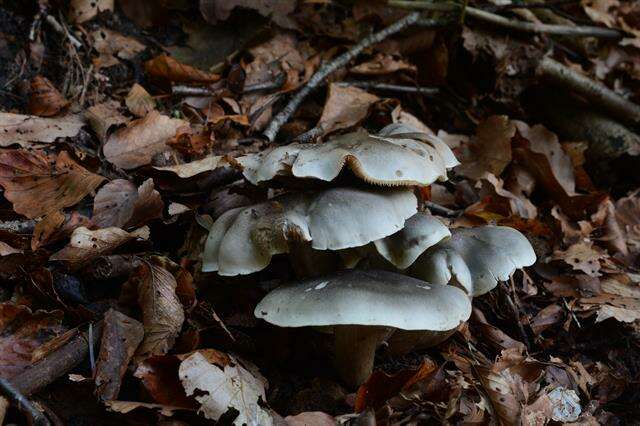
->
xmin=0 ymin=378 xmax=50 ymax=426
xmin=10 ymin=322 xmax=103 ymax=397
xmin=538 ymin=57 xmax=640 ymax=125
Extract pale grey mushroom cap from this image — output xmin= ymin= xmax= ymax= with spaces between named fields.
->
xmin=202 ymin=187 xmax=417 ymax=276
xmin=409 ymin=226 xmax=536 ymax=296
xmin=254 ymin=269 xmax=471 ymax=331
xmin=237 ymin=127 xmax=457 ymax=187
xmin=373 ymin=212 xmax=451 ymax=270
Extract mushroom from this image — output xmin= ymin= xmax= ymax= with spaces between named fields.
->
xmin=202 ymin=187 xmax=417 ymax=275
xmin=254 ymin=269 xmax=471 ymax=387
xmin=409 ymin=226 xmax=536 ymax=296
xmin=238 ymin=124 xmax=457 ymax=186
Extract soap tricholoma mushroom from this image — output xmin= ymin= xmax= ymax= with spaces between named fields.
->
xmin=202 ymin=187 xmax=417 ymax=276
xmin=409 ymin=226 xmax=536 ymax=296
xmin=254 ymin=269 xmax=471 ymax=387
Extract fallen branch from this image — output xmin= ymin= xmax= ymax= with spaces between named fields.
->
xmin=10 ymin=322 xmax=103 ymax=397
xmin=263 ymin=12 xmax=423 ymax=142
xmin=425 ymin=201 xmax=460 ymax=217
xmin=389 ymin=1 xmax=622 ymax=38
xmin=336 ymin=81 xmax=439 ymax=95
xmin=537 ymin=56 xmax=640 ymax=125
xmin=0 ymin=378 xmax=50 ymax=426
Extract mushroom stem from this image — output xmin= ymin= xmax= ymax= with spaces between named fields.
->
xmin=333 ymin=325 xmax=392 ymax=388
xmin=385 ymin=329 xmax=455 ymax=356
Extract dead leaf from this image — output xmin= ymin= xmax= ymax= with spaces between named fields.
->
xmin=50 ymin=226 xmax=149 ymax=267
xmin=125 ymin=84 xmax=155 ymax=117
xmin=285 ymin=412 xmax=335 ymax=426
xmin=0 ymin=113 xmax=85 ymax=146
xmin=144 ymin=54 xmax=220 ymax=84
xmin=0 ymin=303 xmax=64 ymax=379
xmin=134 ymin=355 xmax=198 ymax=409
xmin=92 ymin=179 xmax=164 ymax=229
xmin=350 ymin=53 xmax=416 ymax=75
xmin=91 ymin=28 xmax=146 ymax=69
xmin=153 ymin=155 xmax=229 ymax=178
xmin=85 ymin=101 xmax=129 ymax=143
xmin=0 ymin=150 xmax=105 ymax=218
xmin=32 ymin=211 xmax=91 ymax=251
xmin=476 ymin=366 xmax=522 ymax=426
xmin=178 ymin=350 xmax=272 ymax=425
xmin=105 ymin=400 xmax=183 ymax=416
xmin=554 ymin=241 xmax=606 ymax=277
xmin=530 ymin=304 xmax=564 ymax=335
xmin=127 ymin=261 xmax=185 ymax=357
xmin=69 ymin=0 xmax=114 ymax=23
xmin=0 ymin=241 xmax=21 ymax=256
xmin=317 ymin=83 xmax=379 ymax=135
xmin=103 ymin=110 xmax=187 ymax=169
xmin=594 ymin=304 xmax=640 ymax=323
xmin=616 ymin=189 xmax=640 ymax=256
xmin=200 ymin=0 xmax=297 ymax=29
xmin=27 ymin=76 xmax=67 ymax=117
xmin=95 ymin=309 xmax=144 ymax=401
xmin=456 ymin=115 xmax=515 ymax=180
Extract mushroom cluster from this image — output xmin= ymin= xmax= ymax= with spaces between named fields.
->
xmin=202 ymin=124 xmax=536 ymax=387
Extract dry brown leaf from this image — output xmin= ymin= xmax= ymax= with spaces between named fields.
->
xmin=50 ymin=226 xmax=149 ymax=267
xmin=554 ymin=241 xmax=606 ymax=277
xmin=350 ymin=53 xmax=416 ymax=76
xmin=200 ymin=0 xmax=297 ymax=29
xmin=514 ymin=121 xmax=576 ymax=196
xmin=92 ymin=179 xmax=164 ymax=229
xmin=0 ymin=150 xmax=105 ymax=219
xmin=530 ymin=304 xmax=564 ymax=335
xmin=27 ymin=76 xmax=68 ymax=117
xmin=0 ymin=241 xmax=22 ymax=256
xmin=125 ymin=84 xmax=155 ymax=117
xmin=85 ymin=101 xmax=129 ymax=142
xmin=285 ymin=412 xmax=335 ymax=426
xmin=95 ymin=309 xmax=144 ymax=401
xmin=153 ymin=155 xmax=228 ymax=178
xmin=105 ymin=400 xmax=183 ymax=416
xmin=178 ymin=350 xmax=272 ymax=425
xmin=128 ymin=261 xmax=185 ymax=357
xmin=0 ymin=113 xmax=85 ymax=146
xmin=317 ymin=83 xmax=379 ymax=135
xmin=134 ymin=355 xmax=198 ymax=409
xmin=0 ymin=303 xmax=64 ymax=379
xmin=456 ymin=115 xmax=515 ymax=180
xmin=144 ymin=54 xmax=220 ymax=84
xmin=68 ymin=0 xmax=114 ymax=23
xmin=476 ymin=366 xmax=522 ymax=425
xmin=32 ymin=211 xmax=91 ymax=251
xmin=103 ymin=110 xmax=187 ymax=169
xmin=91 ymin=28 xmax=146 ymax=69
xmin=615 ymin=190 xmax=640 ymax=256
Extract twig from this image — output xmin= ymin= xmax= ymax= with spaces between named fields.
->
xmin=336 ymin=81 xmax=439 ymax=95
xmin=263 ymin=12 xmax=422 ymax=142
xmin=44 ymin=15 xmax=82 ymax=48
xmin=425 ymin=201 xmax=460 ymax=217
xmin=0 ymin=378 xmax=50 ymax=426
xmin=10 ymin=322 xmax=103 ymax=396
xmin=389 ymin=1 xmax=622 ymax=38
xmin=0 ymin=219 xmax=36 ymax=233
xmin=537 ymin=56 xmax=640 ymax=125
xmin=294 ymin=126 xmax=324 ymax=143
xmin=172 ymin=85 xmax=212 ymax=96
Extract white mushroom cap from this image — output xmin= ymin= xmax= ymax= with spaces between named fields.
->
xmin=237 ymin=127 xmax=457 ymax=187
xmin=202 ymin=187 xmax=417 ymax=275
xmin=372 ymin=212 xmax=451 ymax=270
xmin=254 ymin=269 xmax=471 ymax=331
xmin=377 ymin=123 xmax=460 ymax=169
xmin=409 ymin=226 xmax=536 ymax=296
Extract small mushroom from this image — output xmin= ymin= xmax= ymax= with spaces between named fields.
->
xmin=238 ymin=124 xmax=457 ymax=186
xmin=409 ymin=226 xmax=536 ymax=296
xmin=202 ymin=187 xmax=417 ymax=275
xmin=254 ymin=269 xmax=471 ymax=387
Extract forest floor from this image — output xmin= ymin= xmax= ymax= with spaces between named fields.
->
xmin=0 ymin=0 xmax=640 ymax=424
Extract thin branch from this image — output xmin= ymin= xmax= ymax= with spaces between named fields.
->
xmin=425 ymin=201 xmax=460 ymax=217
xmin=172 ymin=85 xmax=212 ymax=96
xmin=537 ymin=56 xmax=640 ymax=125
xmin=0 ymin=378 xmax=50 ymax=426
xmin=262 ymin=12 xmax=423 ymax=142
xmin=44 ymin=15 xmax=82 ymax=48
xmin=336 ymin=81 xmax=439 ymax=96
xmin=389 ymin=1 xmax=622 ymax=38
